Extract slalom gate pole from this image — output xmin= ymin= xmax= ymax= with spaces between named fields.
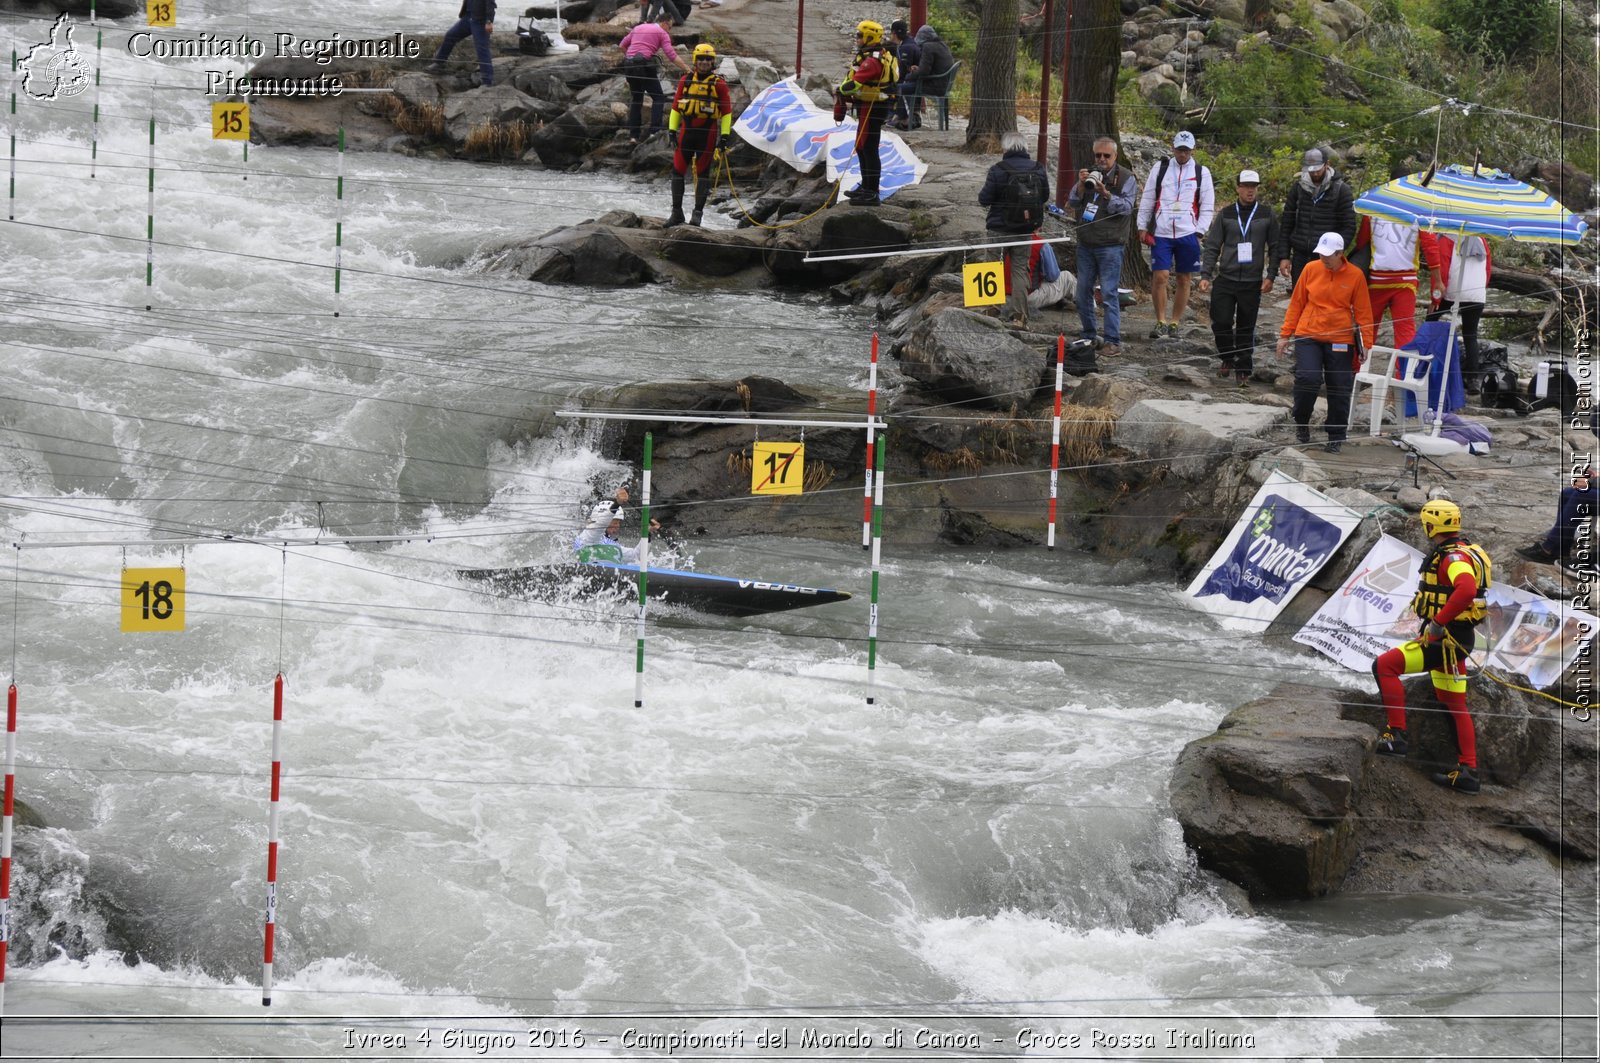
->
xmin=8 ymin=49 xmax=16 ymax=221
xmin=862 ymin=333 xmax=878 ymax=550
xmin=866 ymin=436 xmax=885 ymax=704
xmin=261 ymin=673 xmax=284 ymax=1006
xmin=91 ymin=5 xmax=102 ymax=178
xmin=634 ymin=432 xmax=653 ymax=708
xmin=145 ymin=86 xmax=155 ymax=310
xmin=332 ymin=127 xmax=344 ymax=315
xmin=0 ymin=684 xmax=16 ymax=1016
xmin=1048 ymin=334 xmax=1064 ymax=549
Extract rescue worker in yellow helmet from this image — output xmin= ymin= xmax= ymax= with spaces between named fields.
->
xmin=666 ymin=43 xmax=733 ymax=227
xmin=831 ymin=19 xmax=898 ymax=206
xmin=1371 ymin=499 xmax=1492 ymax=793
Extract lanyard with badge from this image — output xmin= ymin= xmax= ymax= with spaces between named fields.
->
xmin=1235 ymin=201 xmax=1259 ymax=265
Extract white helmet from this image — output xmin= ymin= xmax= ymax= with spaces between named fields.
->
xmin=586 ymin=500 xmax=622 ymax=531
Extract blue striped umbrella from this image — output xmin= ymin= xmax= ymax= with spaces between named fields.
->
xmin=1355 ymin=164 xmax=1589 ymax=244
xmin=1354 ymin=165 xmax=1587 ymax=448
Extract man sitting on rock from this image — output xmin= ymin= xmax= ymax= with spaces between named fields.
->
xmin=1516 ymin=463 xmax=1598 ymax=572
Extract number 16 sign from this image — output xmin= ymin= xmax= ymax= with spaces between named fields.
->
xmin=121 ymin=567 xmax=186 ymax=632
xmin=962 ymin=260 xmax=1006 ymax=307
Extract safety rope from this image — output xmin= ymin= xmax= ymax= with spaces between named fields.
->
xmin=1441 ymin=627 xmax=1591 ymax=711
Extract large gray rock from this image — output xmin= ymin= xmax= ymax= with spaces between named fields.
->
xmin=765 ymin=211 xmax=913 ymax=287
xmin=1170 ymin=684 xmax=1370 ymax=899
xmin=486 ymin=226 xmax=656 ymax=286
xmin=508 ymin=47 xmax=618 ymax=94
xmin=443 ymin=84 xmax=559 ymax=144
xmin=1113 ymin=399 xmax=1287 ymax=479
xmin=527 ymin=100 xmax=627 ymax=167
xmin=898 ymin=309 xmax=1045 ymax=408
xmin=658 ymin=228 xmax=765 ymax=276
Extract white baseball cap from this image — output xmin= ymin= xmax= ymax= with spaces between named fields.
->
xmin=1172 ymin=130 xmax=1196 ymax=149
xmin=1238 ymin=169 xmax=1261 ymax=184
xmin=1313 ymin=231 xmax=1345 ymax=255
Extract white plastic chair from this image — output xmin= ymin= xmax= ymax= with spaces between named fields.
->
xmin=1349 ymin=343 xmax=1434 ymax=437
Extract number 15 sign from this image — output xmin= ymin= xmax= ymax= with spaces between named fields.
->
xmin=121 ymin=567 xmax=186 ymax=632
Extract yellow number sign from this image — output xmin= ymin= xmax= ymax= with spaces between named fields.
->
xmin=147 ymin=0 xmax=176 ymax=27
xmin=121 ymin=567 xmax=185 ymax=633
xmin=751 ymin=442 xmax=804 ymax=496
xmin=212 ymin=102 xmax=250 ymax=141
xmin=962 ymin=260 xmax=1005 ymax=307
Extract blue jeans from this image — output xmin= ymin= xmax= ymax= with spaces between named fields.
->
xmin=436 ymin=17 xmax=494 ymax=85
xmin=1540 ymin=482 xmax=1600 ymax=557
xmin=1076 ymin=243 xmax=1124 ymax=344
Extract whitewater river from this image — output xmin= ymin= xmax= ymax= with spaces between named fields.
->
xmin=0 ymin=2 xmax=1594 ymax=1059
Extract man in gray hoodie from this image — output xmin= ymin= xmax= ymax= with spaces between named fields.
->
xmin=901 ymin=24 xmax=954 ymax=130
xmin=1275 ymin=148 xmax=1356 ymax=287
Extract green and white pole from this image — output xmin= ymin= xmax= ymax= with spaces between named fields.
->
xmin=8 ymin=49 xmax=16 ymax=220
xmin=866 ymin=435 xmax=885 ymax=704
xmin=332 ymin=127 xmax=344 ymax=315
xmin=144 ymin=87 xmax=155 ymax=310
xmin=90 ymin=26 xmax=102 ymax=178
xmin=634 ymin=432 xmax=653 ymax=708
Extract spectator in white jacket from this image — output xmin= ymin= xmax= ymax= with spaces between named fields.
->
xmin=1136 ymin=130 xmax=1215 ymax=339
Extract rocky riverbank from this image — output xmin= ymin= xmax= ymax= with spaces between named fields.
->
xmin=16 ymin=0 xmax=1595 ymax=902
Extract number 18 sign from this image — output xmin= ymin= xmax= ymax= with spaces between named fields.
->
xmin=121 ymin=567 xmax=186 ymax=632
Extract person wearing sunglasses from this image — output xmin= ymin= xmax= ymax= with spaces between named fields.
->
xmin=1066 ymin=136 xmax=1138 ymax=357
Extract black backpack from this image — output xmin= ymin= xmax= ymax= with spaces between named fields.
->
xmin=518 ymin=26 xmax=552 ymax=56
xmin=1002 ymin=166 xmax=1049 ymax=231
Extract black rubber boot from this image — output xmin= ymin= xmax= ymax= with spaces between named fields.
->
xmin=666 ymin=176 xmax=685 ymax=227
xmin=689 ymin=175 xmax=710 ymax=226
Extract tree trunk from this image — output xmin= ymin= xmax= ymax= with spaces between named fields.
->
xmin=964 ymin=0 xmax=1019 ymax=152
xmin=1064 ymin=0 xmax=1146 ymax=287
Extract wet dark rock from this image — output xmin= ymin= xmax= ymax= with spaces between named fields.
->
xmin=528 ymin=101 xmax=627 ymax=168
xmin=487 ymin=225 xmax=656 ymax=286
xmin=899 ymin=308 xmax=1043 ymax=409
xmin=659 ymin=227 xmax=766 ymax=276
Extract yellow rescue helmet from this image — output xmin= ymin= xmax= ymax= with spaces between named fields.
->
xmin=856 ymin=20 xmax=884 ymax=45
xmin=1420 ymin=499 xmax=1462 ymax=538
xmin=692 ymin=43 xmax=717 ymax=62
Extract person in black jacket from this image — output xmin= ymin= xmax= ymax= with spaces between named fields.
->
xmin=978 ymin=132 xmax=1050 ymax=329
xmin=1275 ymin=148 xmax=1356 ymax=287
xmin=888 ymin=20 xmax=921 ymax=129
xmin=427 ymin=0 xmax=497 ymax=86
xmin=1199 ymin=169 xmax=1280 ymax=386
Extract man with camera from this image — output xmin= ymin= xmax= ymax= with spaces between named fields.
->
xmin=1066 ymin=135 xmax=1138 ymax=357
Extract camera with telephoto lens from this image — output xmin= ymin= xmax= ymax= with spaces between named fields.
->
xmin=1085 ymin=169 xmax=1103 ymax=186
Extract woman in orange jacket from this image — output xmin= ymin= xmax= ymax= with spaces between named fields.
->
xmin=1275 ymin=231 xmax=1375 ymax=453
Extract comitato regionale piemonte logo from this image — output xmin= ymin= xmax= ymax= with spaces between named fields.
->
xmin=20 ymin=14 xmax=92 ymax=102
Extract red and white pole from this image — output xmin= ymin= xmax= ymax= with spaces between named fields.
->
xmin=862 ymin=333 xmax=879 ymax=550
xmin=1048 ymin=335 xmax=1064 ymax=549
xmin=261 ymin=673 xmax=284 ymax=1006
xmin=0 ymin=684 xmax=16 ymax=1015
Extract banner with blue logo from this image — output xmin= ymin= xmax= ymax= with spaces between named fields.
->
xmin=733 ymin=77 xmax=926 ymax=199
xmin=1292 ymin=534 xmax=1424 ymax=669
xmin=1185 ymin=471 xmax=1362 ymax=632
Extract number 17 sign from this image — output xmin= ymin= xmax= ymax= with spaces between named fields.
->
xmin=751 ymin=441 xmax=804 ymax=495
xmin=121 ymin=567 xmax=186 ymax=632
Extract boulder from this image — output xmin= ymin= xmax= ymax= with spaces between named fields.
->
xmin=508 ymin=47 xmax=618 ymax=95
xmin=443 ymin=84 xmax=556 ymax=144
xmin=898 ymin=308 xmax=1044 ymax=408
xmin=522 ymin=0 xmax=625 ymax=22
xmin=1113 ymin=399 xmax=1287 ymax=479
xmin=486 ymin=226 xmax=656 ymax=286
xmin=658 ymin=227 xmax=766 ymax=276
xmin=765 ymin=210 xmax=913 ymax=287
xmin=527 ymin=100 xmax=627 ymax=167
xmin=391 ymin=72 xmax=443 ymax=111
xmin=1169 ymin=683 xmax=1371 ymax=899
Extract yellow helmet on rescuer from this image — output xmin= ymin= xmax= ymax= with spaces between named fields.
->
xmin=1420 ymin=499 xmax=1462 ymax=538
xmin=692 ymin=43 xmax=717 ymax=62
xmin=856 ymin=20 xmax=884 ymax=46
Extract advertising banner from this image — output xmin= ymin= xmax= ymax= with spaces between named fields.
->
xmin=733 ymin=77 xmax=926 ymax=198
xmin=1185 ymin=471 xmax=1364 ymax=632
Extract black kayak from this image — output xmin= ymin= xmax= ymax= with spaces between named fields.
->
xmin=459 ymin=560 xmax=852 ymax=617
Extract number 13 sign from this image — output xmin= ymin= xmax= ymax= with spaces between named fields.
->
xmin=121 ymin=567 xmax=186 ymax=632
